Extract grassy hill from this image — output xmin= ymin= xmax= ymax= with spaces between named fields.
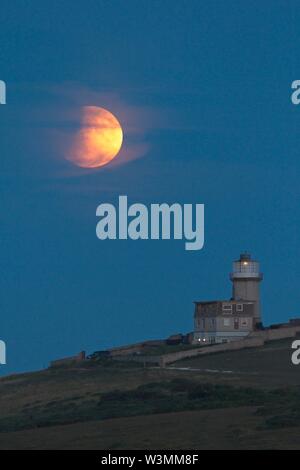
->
xmin=0 ymin=337 xmax=299 ymax=449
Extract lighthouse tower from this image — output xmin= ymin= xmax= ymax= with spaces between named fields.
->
xmin=230 ymin=253 xmax=263 ymax=325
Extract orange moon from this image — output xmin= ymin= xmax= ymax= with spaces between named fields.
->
xmin=67 ymin=106 xmax=123 ymax=168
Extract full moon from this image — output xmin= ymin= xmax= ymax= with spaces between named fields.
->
xmin=66 ymin=106 xmax=123 ymax=168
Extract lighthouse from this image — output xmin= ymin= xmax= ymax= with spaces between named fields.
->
xmin=230 ymin=253 xmax=263 ymax=326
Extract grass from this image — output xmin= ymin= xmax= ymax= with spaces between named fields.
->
xmin=0 ymin=378 xmax=299 ymax=433
xmin=0 ymin=337 xmax=299 ymax=449
xmin=0 ymin=408 xmax=300 ymax=450
xmin=172 ymin=337 xmax=300 ymax=388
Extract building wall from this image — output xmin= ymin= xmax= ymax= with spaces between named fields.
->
xmin=232 ymin=278 xmax=261 ymax=321
xmin=160 ymin=336 xmax=265 ymax=366
xmin=251 ymin=326 xmax=300 ymax=341
xmin=193 ymin=330 xmax=251 ymax=344
xmin=194 ymin=301 xmax=255 ymax=318
xmin=216 ymin=315 xmax=253 ymax=332
xmin=194 ymin=300 xmax=255 ymax=343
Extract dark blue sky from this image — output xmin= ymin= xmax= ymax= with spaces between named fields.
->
xmin=1 ymin=0 xmax=300 ymax=374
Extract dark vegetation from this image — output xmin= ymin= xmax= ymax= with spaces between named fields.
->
xmin=0 ymin=338 xmax=299 ymax=449
xmin=1 ymin=377 xmax=300 ymax=433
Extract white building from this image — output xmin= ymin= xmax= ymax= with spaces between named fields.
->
xmin=193 ymin=253 xmax=263 ymax=344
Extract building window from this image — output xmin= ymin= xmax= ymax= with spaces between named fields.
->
xmin=211 ymin=318 xmax=216 ymax=327
xmin=223 ymin=318 xmax=231 ymax=327
xmin=222 ymin=303 xmax=232 ymax=313
xmin=236 ymin=304 xmax=244 ymax=312
xmin=240 ymin=318 xmax=248 ymax=327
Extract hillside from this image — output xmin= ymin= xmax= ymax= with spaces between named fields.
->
xmin=0 ymin=337 xmax=299 ymax=450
